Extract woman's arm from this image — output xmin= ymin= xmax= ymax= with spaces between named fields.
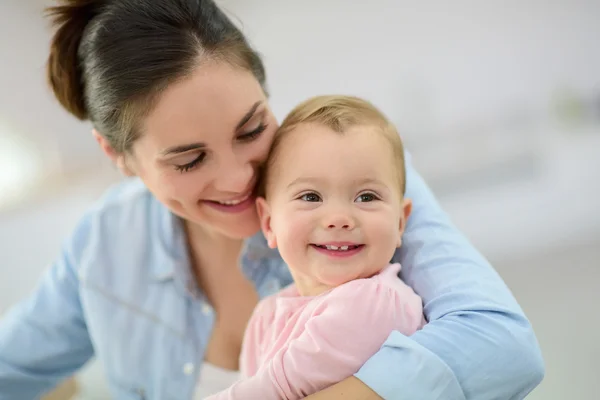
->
xmin=0 ymin=216 xmax=94 ymax=399
xmin=310 ymin=155 xmax=544 ymax=400
xmin=304 ymin=376 xmax=381 ymax=400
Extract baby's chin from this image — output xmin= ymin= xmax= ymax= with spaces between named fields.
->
xmin=316 ymin=270 xmax=370 ymax=288
xmin=318 ymin=263 xmax=389 ymax=285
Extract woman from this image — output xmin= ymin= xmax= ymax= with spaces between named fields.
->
xmin=0 ymin=0 xmax=544 ymax=399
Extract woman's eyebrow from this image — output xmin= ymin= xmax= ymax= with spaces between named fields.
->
xmin=236 ymin=101 xmax=262 ymax=130
xmin=161 ymin=142 xmax=206 ymax=156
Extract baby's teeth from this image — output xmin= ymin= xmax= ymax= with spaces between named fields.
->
xmin=323 ymin=245 xmax=352 ymax=251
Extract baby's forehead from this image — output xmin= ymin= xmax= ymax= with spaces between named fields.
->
xmin=276 ymin=122 xmax=384 ymax=154
xmin=264 ymin=122 xmax=404 ymax=193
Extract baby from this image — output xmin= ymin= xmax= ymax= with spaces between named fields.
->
xmin=207 ymin=95 xmax=426 ymax=399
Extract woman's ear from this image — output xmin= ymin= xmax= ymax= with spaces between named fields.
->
xmin=93 ymin=129 xmax=134 ymax=176
xmin=397 ymin=197 xmax=413 ymax=248
xmin=255 ymin=197 xmax=277 ymax=249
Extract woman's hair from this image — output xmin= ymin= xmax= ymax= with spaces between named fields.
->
xmin=46 ymin=0 xmax=266 ymax=153
xmin=261 ymin=95 xmax=407 ymax=197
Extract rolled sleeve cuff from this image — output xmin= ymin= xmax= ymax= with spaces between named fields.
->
xmin=354 ymin=331 xmax=465 ymax=400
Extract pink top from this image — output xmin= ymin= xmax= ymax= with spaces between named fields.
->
xmin=205 ymin=263 xmax=425 ymax=400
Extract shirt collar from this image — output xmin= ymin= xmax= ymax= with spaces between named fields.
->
xmin=149 ymin=196 xmax=280 ymax=290
xmin=149 ymin=199 xmax=184 ymax=282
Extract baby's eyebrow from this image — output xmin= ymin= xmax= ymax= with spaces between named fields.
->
xmin=352 ymin=177 xmax=386 ymax=187
xmin=286 ymin=177 xmax=325 ymax=189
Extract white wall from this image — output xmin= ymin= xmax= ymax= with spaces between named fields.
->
xmin=225 ymin=0 xmax=600 ymax=122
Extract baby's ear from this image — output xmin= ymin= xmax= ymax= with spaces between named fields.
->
xmin=256 ymin=197 xmax=277 ymax=248
xmin=397 ymin=198 xmax=412 ymax=247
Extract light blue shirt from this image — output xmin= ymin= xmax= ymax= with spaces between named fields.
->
xmin=0 ymin=157 xmax=544 ymax=399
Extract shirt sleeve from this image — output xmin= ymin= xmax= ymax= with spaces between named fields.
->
xmin=354 ymin=153 xmax=545 ymax=400
xmin=0 ymin=215 xmax=95 ymax=399
xmin=206 ymin=277 xmax=424 ymax=400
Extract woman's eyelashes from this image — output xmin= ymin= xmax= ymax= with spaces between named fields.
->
xmin=174 ymin=152 xmax=206 ymax=173
xmin=238 ymin=123 xmax=267 ymax=142
xmin=173 ymin=123 xmax=267 ymax=173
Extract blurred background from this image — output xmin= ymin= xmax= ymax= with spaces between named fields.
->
xmin=1 ymin=0 xmax=598 ymax=399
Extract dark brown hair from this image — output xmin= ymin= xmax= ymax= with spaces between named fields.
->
xmin=46 ymin=0 xmax=267 ymax=152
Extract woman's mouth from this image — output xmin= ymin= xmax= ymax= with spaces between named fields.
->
xmin=214 ymin=191 xmax=252 ymax=205
xmin=204 ymin=190 xmax=255 ymax=213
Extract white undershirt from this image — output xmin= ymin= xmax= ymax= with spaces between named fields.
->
xmin=194 ymin=362 xmax=241 ymax=399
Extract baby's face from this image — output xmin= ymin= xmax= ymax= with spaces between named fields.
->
xmin=256 ymin=123 xmax=411 ymax=295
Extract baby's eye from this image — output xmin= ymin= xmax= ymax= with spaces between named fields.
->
xmin=355 ymin=192 xmax=378 ymax=202
xmin=300 ymin=193 xmax=321 ymax=202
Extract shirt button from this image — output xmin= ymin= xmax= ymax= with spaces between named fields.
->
xmin=266 ymin=281 xmax=279 ymax=292
xmin=183 ymin=362 xmax=195 ymax=375
xmin=202 ymin=303 xmax=212 ymax=315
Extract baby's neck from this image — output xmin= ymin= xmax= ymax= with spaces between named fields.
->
xmin=290 ymin=268 xmax=384 ymax=297
xmin=295 ymin=280 xmax=334 ymax=297
xmin=289 ymin=271 xmax=337 ymax=297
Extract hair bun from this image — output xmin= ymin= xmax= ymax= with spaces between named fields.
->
xmin=46 ymin=0 xmax=104 ymax=120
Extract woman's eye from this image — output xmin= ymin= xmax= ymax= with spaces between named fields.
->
xmin=355 ymin=192 xmax=378 ymax=202
xmin=238 ymin=123 xmax=268 ymax=142
xmin=174 ymin=153 xmax=206 ymax=173
xmin=300 ymin=193 xmax=321 ymax=202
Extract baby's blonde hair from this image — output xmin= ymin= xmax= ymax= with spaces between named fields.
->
xmin=261 ymin=95 xmax=406 ymax=197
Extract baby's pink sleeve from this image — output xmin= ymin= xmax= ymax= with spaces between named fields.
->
xmin=206 ymin=265 xmax=424 ymax=400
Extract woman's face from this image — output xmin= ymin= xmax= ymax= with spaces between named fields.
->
xmin=123 ymin=62 xmax=278 ymax=239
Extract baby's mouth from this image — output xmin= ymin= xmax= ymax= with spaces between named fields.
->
xmin=310 ymin=244 xmax=364 ymax=252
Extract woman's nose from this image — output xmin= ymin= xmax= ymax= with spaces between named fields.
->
xmin=214 ymin=155 xmax=254 ymax=193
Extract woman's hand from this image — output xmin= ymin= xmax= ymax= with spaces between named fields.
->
xmin=305 ymin=376 xmax=382 ymax=400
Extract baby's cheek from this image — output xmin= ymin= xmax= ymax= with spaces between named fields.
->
xmin=277 ymin=213 xmax=311 ymax=252
xmin=286 ymin=212 xmax=313 ymax=236
xmin=368 ymin=217 xmax=400 ymax=257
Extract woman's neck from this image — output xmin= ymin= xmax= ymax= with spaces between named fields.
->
xmin=184 ymin=220 xmax=244 ymax=275
xmin=183 ymin=220 xmax=257 ymax=314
